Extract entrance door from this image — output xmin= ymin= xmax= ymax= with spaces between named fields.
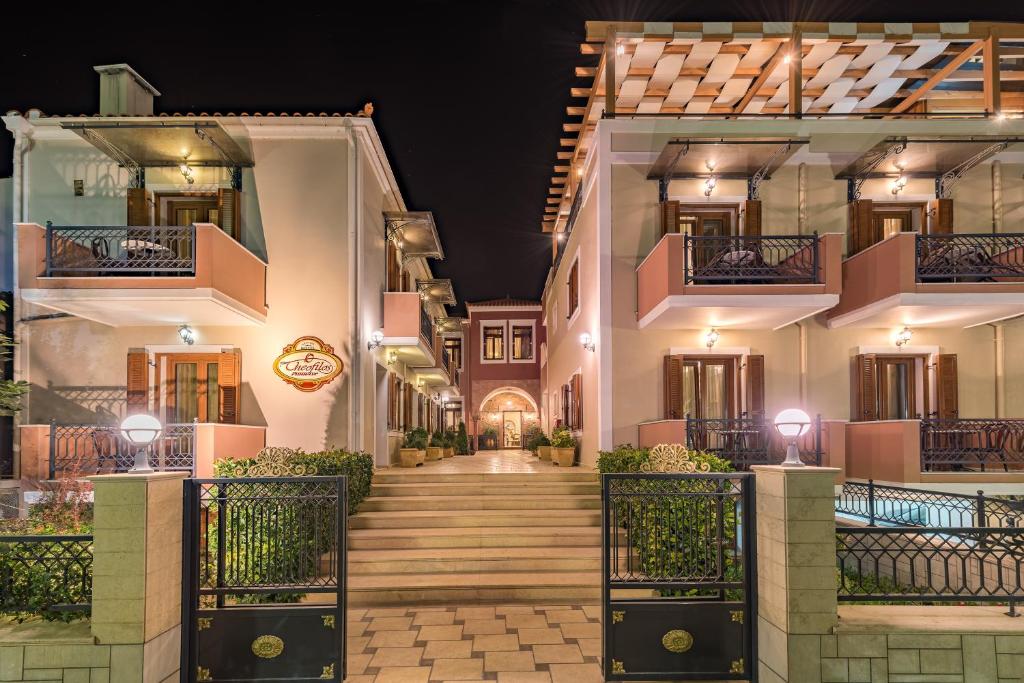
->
xmin=503 ymin=411 xmax=522 ymax=448
xmin=603 ymin=470 xmax=756 ymax=680
xmin=681 ymin=358 xmax=735 ymax=420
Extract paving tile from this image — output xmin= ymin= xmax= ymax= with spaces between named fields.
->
xmin=344 ymin=676 xmax=375 ymax=683
xmin=505 ymin=614 xmax=549 ymax=629
xmin=349 ymin=621 xmax=370 ymax=637
xmin=369 ymin=630 xmax=420 ymax=648
xmin=347 ymin=653 xmax=372 ymax=676
xmin=429 ymin=658 xmax=485 ymax=681
xmin=374 ymin=666 xmax=432 ymax=683
xmin=548 ymin=663 xmax=604 ymax=683
xmin=414 ymin=611 xmax=457 ymax=626
xmin=496 ymin=606 xmax=537 ymax=616
xmin=423 ymin=640 xmax=474 ymax=660
xmin=367 ymin=617 xmax=414 ymax=632
xmin=532 ymin=644 xmax=584 ymax=664
xmin=577 ymin=639 xmax=600 ymax=657
xmin=463 ymin=619 xmax=508 ymax=635
xmin=368 ymin=646 xmax=425 ymax=668
xmin=545 ymin=610 xmax=587 ymax=624
xmin=484 ymin=651 xmax=537 ymax=672
xmin=580 ymin=606 xmax=601 ymax=621
xmin=348 ymin=608 xmax=368 ymax=621
xmin=417 ymin=625 xmax=465 ymax=641
xmin=366 ymin=607 xmax=409 ymax=618
xmin=456 ymin=607 xmax=497 ymax=621
xmin=497 ymin=673 xmax=552 ymax=683
xmin=348 ymin=636 xmax=371 ymax=654
xmin=558 ymin=622 xmax=601 ymax=640
xmin=517 ymin=628 xmax=565 ymax=645
xmin=472 ymin=634 xmax=521 ymax=652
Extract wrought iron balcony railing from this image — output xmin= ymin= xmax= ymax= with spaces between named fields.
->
xmin=420 ymin=306 xmax=434 ymax=351
xmin=683 ymin=234 xmax=820 ymax=285
xmin=48 ymin=419 xmax=197 ymax=479
xmin=685 ymin=415 xmax=822 ymax=469
xmin=440 ymin=347 xmax=450 ymax=377
xmin=835 ymin=480 xmax=1024 ymax=528
xmin=915 ymin=233 xmax=1024 ymax=283
xmin=920 ymin=418 xmax=1024 ymax=472
xmin=44 ymin=223 xmax=196 ymax=276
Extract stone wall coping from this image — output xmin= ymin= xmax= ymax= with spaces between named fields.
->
xmin=88 ymin=471 xmax=190 ymax=483
xmin=0 ymin=618 xmax=95 ymax=644
xmin=837 ymin=605 xmax=1024 ymax=634
xmin=751 ymin=465 xmax=841 ymax=475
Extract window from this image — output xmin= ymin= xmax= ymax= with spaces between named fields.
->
xmin=511 ymin=324 xmax=534 ymax=361
xmin=561 ymin=374 xmax=583 ymax=431
xmin=853 ymin=353 xmax=939 ymax=422
xmin=443 ymin=337 xmax=463 ymax=369
xmin=567 ymin=259 xmax=579 ymax=319
xmin=149 ymin=351 xmax=240 ymax=424
xmin=483 ymin=325 xmax=505 ymax=361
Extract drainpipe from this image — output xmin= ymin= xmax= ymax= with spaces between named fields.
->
xmin=796 ymin=321 xmax=808 ymax=407
xmin=11 ymin=128 xmax=30 ymax=472
xmin=798 ymin=163 xmax=807 ymax=236
xmin=992 ymin=160 xmax=1003 ymax=232
xmin=347 ymin=126 xmax=363 ymax=452
xmin=991 ymin=323 xmax=1005 ymax=419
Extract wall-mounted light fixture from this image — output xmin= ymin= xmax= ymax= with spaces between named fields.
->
xmin=579 ymin=332 xmax=596 ymax=352
xmin=703 ymin=160 xmax=718 ymax=197
xmin=367 ymin=329 xmax=384 ymax=350
xmin=178 ymin=324 xmax=195 ymax=346
xmin=895 ymin=326 xmax=913 ymax=348
xmin=890 ymin=161 xmax=908 ymax=197
xmin=387 ymin=351 xmax=398 ymax=365
xmin=556 ymin=232 xmax=566 ymax=242
xmin=705 ymin=328 xmax=720 ymax=349
xmin=179 ymin=154 xmax=195 ymax=185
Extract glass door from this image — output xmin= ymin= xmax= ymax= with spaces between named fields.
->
xmin=163 ymin=355 xmax=221 ymax=424
xmin=682 ymin=358 xmax=735 ymax=420
xmin=502 ymin=411 xmax=522 ymax=448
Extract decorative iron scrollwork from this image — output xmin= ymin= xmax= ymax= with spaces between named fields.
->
xmin=237 ymin=447 xmax=311 ymax=477
xmin=197 ymin=617 xmax=212 ymax=631
xmin=323 ymin=615 xmax=336 ymax=629
xmin=611 ymin=660 xmax=625 ymax=674
xmin=611 ymin=610 xmax=624 ymax=624
xmin=320 ymin=663 xmax=336 ymax=679
xmin=251 ymin=635 xmax=285 ymax=659
xmin=197 ymin=667 xmax=212 ymax=681
xmin=730 ymin=658 xmax=744 ymax=674
xmin=640 ymin=444 xmax=712 ymax=473
xmin=661 ymin=629 xmax=694 ymax=653
xmin=730 ymin=610 xmax=744 ymax=624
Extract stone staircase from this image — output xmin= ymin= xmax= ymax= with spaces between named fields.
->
xmin=347 ymin=470 xmax=603 ymax=605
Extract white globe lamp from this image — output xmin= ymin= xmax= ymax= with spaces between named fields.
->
xmin=120 ymin=414 xmax=162 ymax=472
xmin=774 ymin=408 xmax=811 ymax=468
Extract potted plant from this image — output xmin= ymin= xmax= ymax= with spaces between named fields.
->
xmin=455 ymin=422 xmax=470 ymax=455
xmin=536 ymin=433 xmax=552 ymax=461
xmin=442 ymin=429 xmax=456 ymax=458
xmin=427 ymin=431 xmax=445 ymax=461
xmin=480 ymin=427 xmax=498 ymax=450
xmin=523 ymin=424 xmax=544 ymax=456
xmin=550 ymin=427 xmax=577 ymax=467
xmin=400 ymin=428 xmax=427 ymax=468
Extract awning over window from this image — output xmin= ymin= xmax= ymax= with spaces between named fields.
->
xmin=384 ymin=211 xmax=444 ymax=261
xmin=434 ymin=317 xmax=465 ymax=334
xmin=834 ymin=135 xmax=1024 ymax=179
xmin=61 ymin=119 xmax=253 ymax=168
xmin=648 ymin=137 xmax=807 ymax=179
xmin=417 ymin=279 xmax=456 ymax=306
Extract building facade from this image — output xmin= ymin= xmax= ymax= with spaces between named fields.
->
xmin=4 ymin=64 xmax=460 ymax=494
xmin=540 ymin=21 xmax=1024 ymax=491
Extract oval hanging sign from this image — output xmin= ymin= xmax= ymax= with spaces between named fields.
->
xmin=274 ymin=336 xmax=344 ymax=392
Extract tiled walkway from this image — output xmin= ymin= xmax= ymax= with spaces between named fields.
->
xmin=346 ymin=604 xmax=603 ymax=682
xmin=382 ymin=450 xmax=578 ymax=474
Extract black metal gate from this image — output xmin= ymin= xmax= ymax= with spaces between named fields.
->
xmin=602 ymin=472 xmax=756 ymax=681
xmin=181 ymin=477 xmax=347 ymax=682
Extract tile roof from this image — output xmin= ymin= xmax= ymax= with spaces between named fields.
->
xmin=466 ymin=297 xmax=541 ymax=308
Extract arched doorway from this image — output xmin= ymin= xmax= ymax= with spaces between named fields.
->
xmin=478 ymin=388 xmax=539 ymax=449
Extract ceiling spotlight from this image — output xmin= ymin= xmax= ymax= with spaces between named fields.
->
xmin=783 ymin=54 xmax=792 ymax=64
xmin=615 ymin=44 xmax=625 ymax=56
xmin=556 ymin=232 xmax=566 ymax=242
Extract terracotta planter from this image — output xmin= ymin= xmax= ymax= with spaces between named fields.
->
xmin=537 ymin=445 xmax=552 ymax=461
xmin=552 ymin=447 xmax=576 ymax=467
xmin=399 ymin=448 xmax=424 ymax=468
xmin=426 ymin=447 xmax=444 ymax=461
xmin=444 ymin=447 xmax=455 ymax=458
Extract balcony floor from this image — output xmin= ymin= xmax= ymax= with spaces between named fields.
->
xmin=826 ymin=291 xmax=1024 ymax=329
xmin=638 ymin=292 xmax=839 ymax=330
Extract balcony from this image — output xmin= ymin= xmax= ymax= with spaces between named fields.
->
xmin=827 ymin=232 xmax=1024 ymax=329
xmin=17 ymin=223 xmax=267 ymax=326
xmin=382 ymin=292 xmax=436 ymax=368
xmin=413 ymin=346 xmax=454 ymax=392
xmin=19 ymin=421 xmax=266 ymax=481
xmin=636 ymin=232 xmax=842 ymax=330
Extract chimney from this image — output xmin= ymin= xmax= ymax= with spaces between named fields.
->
xmin=93 ymin=64 xmax=161 ymax=116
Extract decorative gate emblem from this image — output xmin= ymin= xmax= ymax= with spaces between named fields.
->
xmin=661 ymin=629 xmax=694 ymax=653
xmin=640 ymin=444 xmax=712 ymax=473
xmin=274 ymin=336 xmax=344 ymax=392
xmin=251 ymin=635 xmax=285 ymax=659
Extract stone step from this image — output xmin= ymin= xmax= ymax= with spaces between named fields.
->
xmin=347 ymin=525 xmax=602 ymax=550
xmin=346 ymin=570 xmax=602 ymax=606
xmin=370 ymin=482 xmax=600 ymax=497
xmin=359 ymin=494 xmax=601 ymax=512
xmin=372 ymin=470 xmax=598 ymax=484
xmin=348 ymin=508 xmax=602 ymax=530
xmin=347 ymin=546 xmax=602 ymax=574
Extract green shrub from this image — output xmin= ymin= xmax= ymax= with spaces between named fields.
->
xmin=403 ymin=427 xmax=428 ymax=450
xmin=0 ymin=541 xmax=92 ymax=622
xmin=550 ymin=426 xmax=577 ymax=449
xmin=523 ymin=424 xmax=547 ymax=452
xmin=429 ymin=431 xmax=444 ymax=448
xmin=597 ymin=444 xmax=650 ymax=473
xmin=455 ymin=422 xmax=469 ymax=455
xmin=442 ymin=429 xmax=456 ymax=448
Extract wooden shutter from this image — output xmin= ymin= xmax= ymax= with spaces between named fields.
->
xmin=848 ymin=199 xmax=874 ymax=256
xmin=216 ymin=188 xmax=241 ymax=240
xmin=852 ymin=353 xmax=878 ymax=421
xmin=660 ymin=200 xmax=680 ymax=237
xmin=572 ymin=374 xmax=583 ymax=430
xmin=403 ymin=383 xmax=413 ymax=430
xmin=126 ymin=188 xmax=149 ymax=226
xmin=743 ymin=200 xmax=762 ymax=236
xmin=663 ymin=354 xmax=684 ymax=419
xmin=927 ymin=198 xmax=954 ymax=234
xmin=745 ymin=355 xmax=765 ymax=418
xmin=386 ymin=241 xmax=401 ymax=292
xmin=567 ymin=260 xmax=579 ymax=317
xmin=401 ymin=270 xmax=410 ymax=293
xmin=126 ymin=351 xmax=149 ymax=413
xmin=217 ymin=350 xmax=241 ymax=424
xmin=561 ymin=384 xmax=571 ymax=427
xmin=936 ymin=354 xmax=959 ymax=419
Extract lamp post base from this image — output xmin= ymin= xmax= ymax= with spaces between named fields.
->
xmin=781 ymin=442 xmax=805 ymax=468
xmin=128 ymin=448 xmax=154 ymax=473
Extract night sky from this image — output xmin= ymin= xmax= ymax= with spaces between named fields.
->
xmin=3 ymin=1 xmax=1023 ymax=314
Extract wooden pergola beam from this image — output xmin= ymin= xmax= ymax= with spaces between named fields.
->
xmin=789 ymin=31 xmax=803 ymax=118
xmin=605 ymin=25 xmax=617 ymax=119
xmin=732 ymin=42 xmax=785 ymax=115
xmin=984 ymin=34 xmax=1002 ymax=115
xmin=891 ymin=39 xmax=985 ymax=114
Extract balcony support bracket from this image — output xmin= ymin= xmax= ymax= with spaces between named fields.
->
xmin=748 ymin=142 xmax=793 ymax=200
xmin=80 ymin=128 xmax=144 ymax=188
xmin=936 ymin=141 xmax=1010 ymax=199
xmin=847 ymin=139 xmax=907 ymax=202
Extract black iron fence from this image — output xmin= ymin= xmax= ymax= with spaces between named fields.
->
xmin=920 ymin=418 xmax=1024 ymax=472
xmin=49 ymin=420 xmax=197 ymax=479
xmin=835 ymin=480 xmax=1024 ymax=528
xmin=683 ymin=233 xmax=820 ymax=284
xmin=836 ymin=525 xmax=1023 ymax=611
xmin=420 ymin=306 xmax=434 ymax=351
xmin=916 ymin=233 xmax=1024 ymax=283
xmin=0 ymin=535 xmax=93 ymax=616
xmin=45 ymin=223 xmax=196 ymax=276
xmin=685 ymin=414 xmax=822 ymax=469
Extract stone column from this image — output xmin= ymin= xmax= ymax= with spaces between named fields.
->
xmin=751 ymin=465 xmax=839 ymax=683
xmin=89 ymin=471 xmax=188 ymax=683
